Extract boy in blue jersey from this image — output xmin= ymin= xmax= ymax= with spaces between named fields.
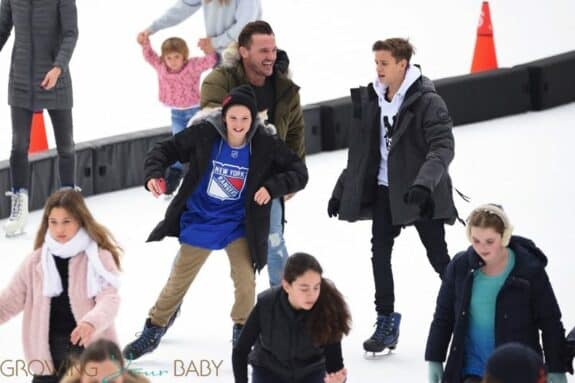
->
xmin=123 ymin=85 xmax=308 ymax=360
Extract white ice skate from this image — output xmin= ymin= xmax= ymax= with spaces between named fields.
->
xmin=4 ymin=190 xmax=29 ymax=237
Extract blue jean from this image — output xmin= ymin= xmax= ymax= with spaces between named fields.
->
xmin=170 ymin=106 xmax=199 ymax=169
xmin=267 ymin=198 xmax=289 ymax=287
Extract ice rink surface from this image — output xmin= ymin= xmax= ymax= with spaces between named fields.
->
xmin=1 ymin=1 xmax=575 ymax=381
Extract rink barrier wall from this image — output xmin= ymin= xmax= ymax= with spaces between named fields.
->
xmin=518 ymin=51 xmax=575 ymax=111
xmin=0 ymin=161 xmax=9 ymax=218
xmin=0 ymin=129 xmax=170 ymax=219
xmin=0 ymin=50 xmax=574 ymax=219
xmin=90 ymin=127 xmax=171 ymax=194
xmin=434 ymin=66 xmax=531 ymax=126
xmin=318 ymin=96 xmax=353 ymax=151
xmin=302 ymin=104 xmax=323 ymax=155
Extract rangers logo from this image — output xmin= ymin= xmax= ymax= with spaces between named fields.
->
xmin=207 ymin=161 xmax=248 ymax=200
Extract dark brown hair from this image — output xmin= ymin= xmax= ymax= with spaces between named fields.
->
xmin=238 ymin=20 xmax=274 ymax=49
xmin=283 ymin=253 xmax=351 ymax=345
xmin=161 ymin=37 xmax=189 ymax=61
xmin=79 ymin=339 xmax=124 ymax=375
xmin=372 ymin=38 xmax=415 ymax=64
xmin=34 ymin=190 xmax=122 ymax=269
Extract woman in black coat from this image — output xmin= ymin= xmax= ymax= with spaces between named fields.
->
xmin=0 ymin=0 xmax=78 ymax=236
xmin=425 ymin=204 xmax=571 ymax=383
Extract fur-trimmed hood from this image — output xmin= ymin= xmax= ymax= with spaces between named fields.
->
xmin=187 ymin=107 xmax=277 ymax=145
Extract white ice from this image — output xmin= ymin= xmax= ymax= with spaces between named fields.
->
xmin=1 ymin=1 xmax=575 ymax=382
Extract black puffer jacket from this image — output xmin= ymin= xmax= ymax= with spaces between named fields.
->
xmin=232 ymin=287 xmax=342 ymax=383
xmin=144 ymin=111 xmax=308 ymax=271
xmin=332 ymin=76 xmax=457 ymax=225
xmin=425 ymin=236 xmax=572 ymax=382
xmin=0 ymin=0 xmax=78 ymax=110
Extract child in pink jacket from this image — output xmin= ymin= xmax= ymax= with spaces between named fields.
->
xmin=140 ymin=35 xmax=217 ymax=195
xmin=0 ymin=189 xmax=122 ymax=383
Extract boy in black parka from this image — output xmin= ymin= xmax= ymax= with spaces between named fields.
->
xmin=123 ymin=85 xmax=308 ymax=360
xmin=328 ymin=38 xmax=457 ymax=353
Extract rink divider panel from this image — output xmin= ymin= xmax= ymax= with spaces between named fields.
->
xmin=0 ymin=160 xmax=9 ymax=218
xmin=434 ymin=67 xmax=531 ymax=126
xmin=302 ymin=104 xmax=323 ymax=155
xmin=519 ymin=50 xmax=575 ymax=111
xmin=319 ymin=96 xmax=353 ymax=151
xmin=91 ymin=127 xmax=171 ymax=194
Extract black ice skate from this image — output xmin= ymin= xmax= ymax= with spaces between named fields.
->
xmin=123 ymin=319 xmax=167 ymax=360
xmin=363 ymin=312 xmax=401 ymax=357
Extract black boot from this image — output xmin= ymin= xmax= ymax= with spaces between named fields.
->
xmin=123 ymin=319 xmax=167 ymax=360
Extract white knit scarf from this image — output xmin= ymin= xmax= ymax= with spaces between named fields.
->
xmin=41 ymin=227 xmax=120 ymax=298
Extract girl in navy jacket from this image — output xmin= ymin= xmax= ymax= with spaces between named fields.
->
xmin=425 ymin=204 xmax=571 ymax=383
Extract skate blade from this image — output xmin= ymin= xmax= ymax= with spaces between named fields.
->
xmin=363 ymin=346 xmax=396 ymax=360
xmin=5 ymin=229 xmax=26 ymax=238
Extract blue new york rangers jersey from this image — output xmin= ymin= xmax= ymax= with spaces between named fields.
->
xmin=180 ymin=138 xmax=250 ymax=249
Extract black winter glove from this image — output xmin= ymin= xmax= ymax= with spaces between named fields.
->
xmin=404 ymin=185 xmax=434 ymax=219
xmin=327 ymin=197 xmax=340 ymax=218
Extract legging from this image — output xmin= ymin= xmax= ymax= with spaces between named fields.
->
xmin=9 ymin=106 xmax=75 ymax=190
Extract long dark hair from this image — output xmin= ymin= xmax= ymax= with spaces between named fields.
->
xmin=283 ymin=253 xmax=351 ymax=345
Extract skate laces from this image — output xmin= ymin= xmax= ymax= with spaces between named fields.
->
xmin=6 ymin=191 xmax=23 ymax=220
xmin=373 ymin=315 xmax=395 ymax=340
xmin=128 ymin=325 xmax=165 ymax=356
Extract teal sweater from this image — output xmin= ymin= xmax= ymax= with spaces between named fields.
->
xmin=463 ymin=249 xmax=516 ymax=376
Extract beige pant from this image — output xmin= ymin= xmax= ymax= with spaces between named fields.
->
xmin=148 ymin=237 xmax=255 ymax=326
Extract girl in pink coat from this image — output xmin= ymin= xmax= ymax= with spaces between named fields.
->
xmin=140 ymin=35 xmax=217 ymax=195
xmin=0 ymin=189 xmax=122 ymax=383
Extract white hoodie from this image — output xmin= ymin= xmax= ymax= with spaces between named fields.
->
xmin=373 ymin=65 xmax=422 ymax=186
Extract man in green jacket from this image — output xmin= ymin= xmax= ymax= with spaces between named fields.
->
xmin=201 ymin=20 xmax=305 ymax=287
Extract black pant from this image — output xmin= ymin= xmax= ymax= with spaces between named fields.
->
xmin=371 ymin=185 xmax=450 ymax=314
xmin=252 ymin=366 xmax=325 ymax=383
xmin=32 ymin=333 xmax=83 ymax=383
xmin=10 ymin=106 xmax=75 ymax=189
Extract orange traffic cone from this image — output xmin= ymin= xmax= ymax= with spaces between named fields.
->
xmin=28 ymin=111 xmax=49 ymax=153
xmin=471 ymin=1 xmax=498 ymax=73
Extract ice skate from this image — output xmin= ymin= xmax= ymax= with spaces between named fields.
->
xmin=123 ymin=319 xmax=167 ymax=360
xmin=3 ymin=190 xmax=29 ymax=237
xmin=363 ymin=312 xmax=401 ymax=359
